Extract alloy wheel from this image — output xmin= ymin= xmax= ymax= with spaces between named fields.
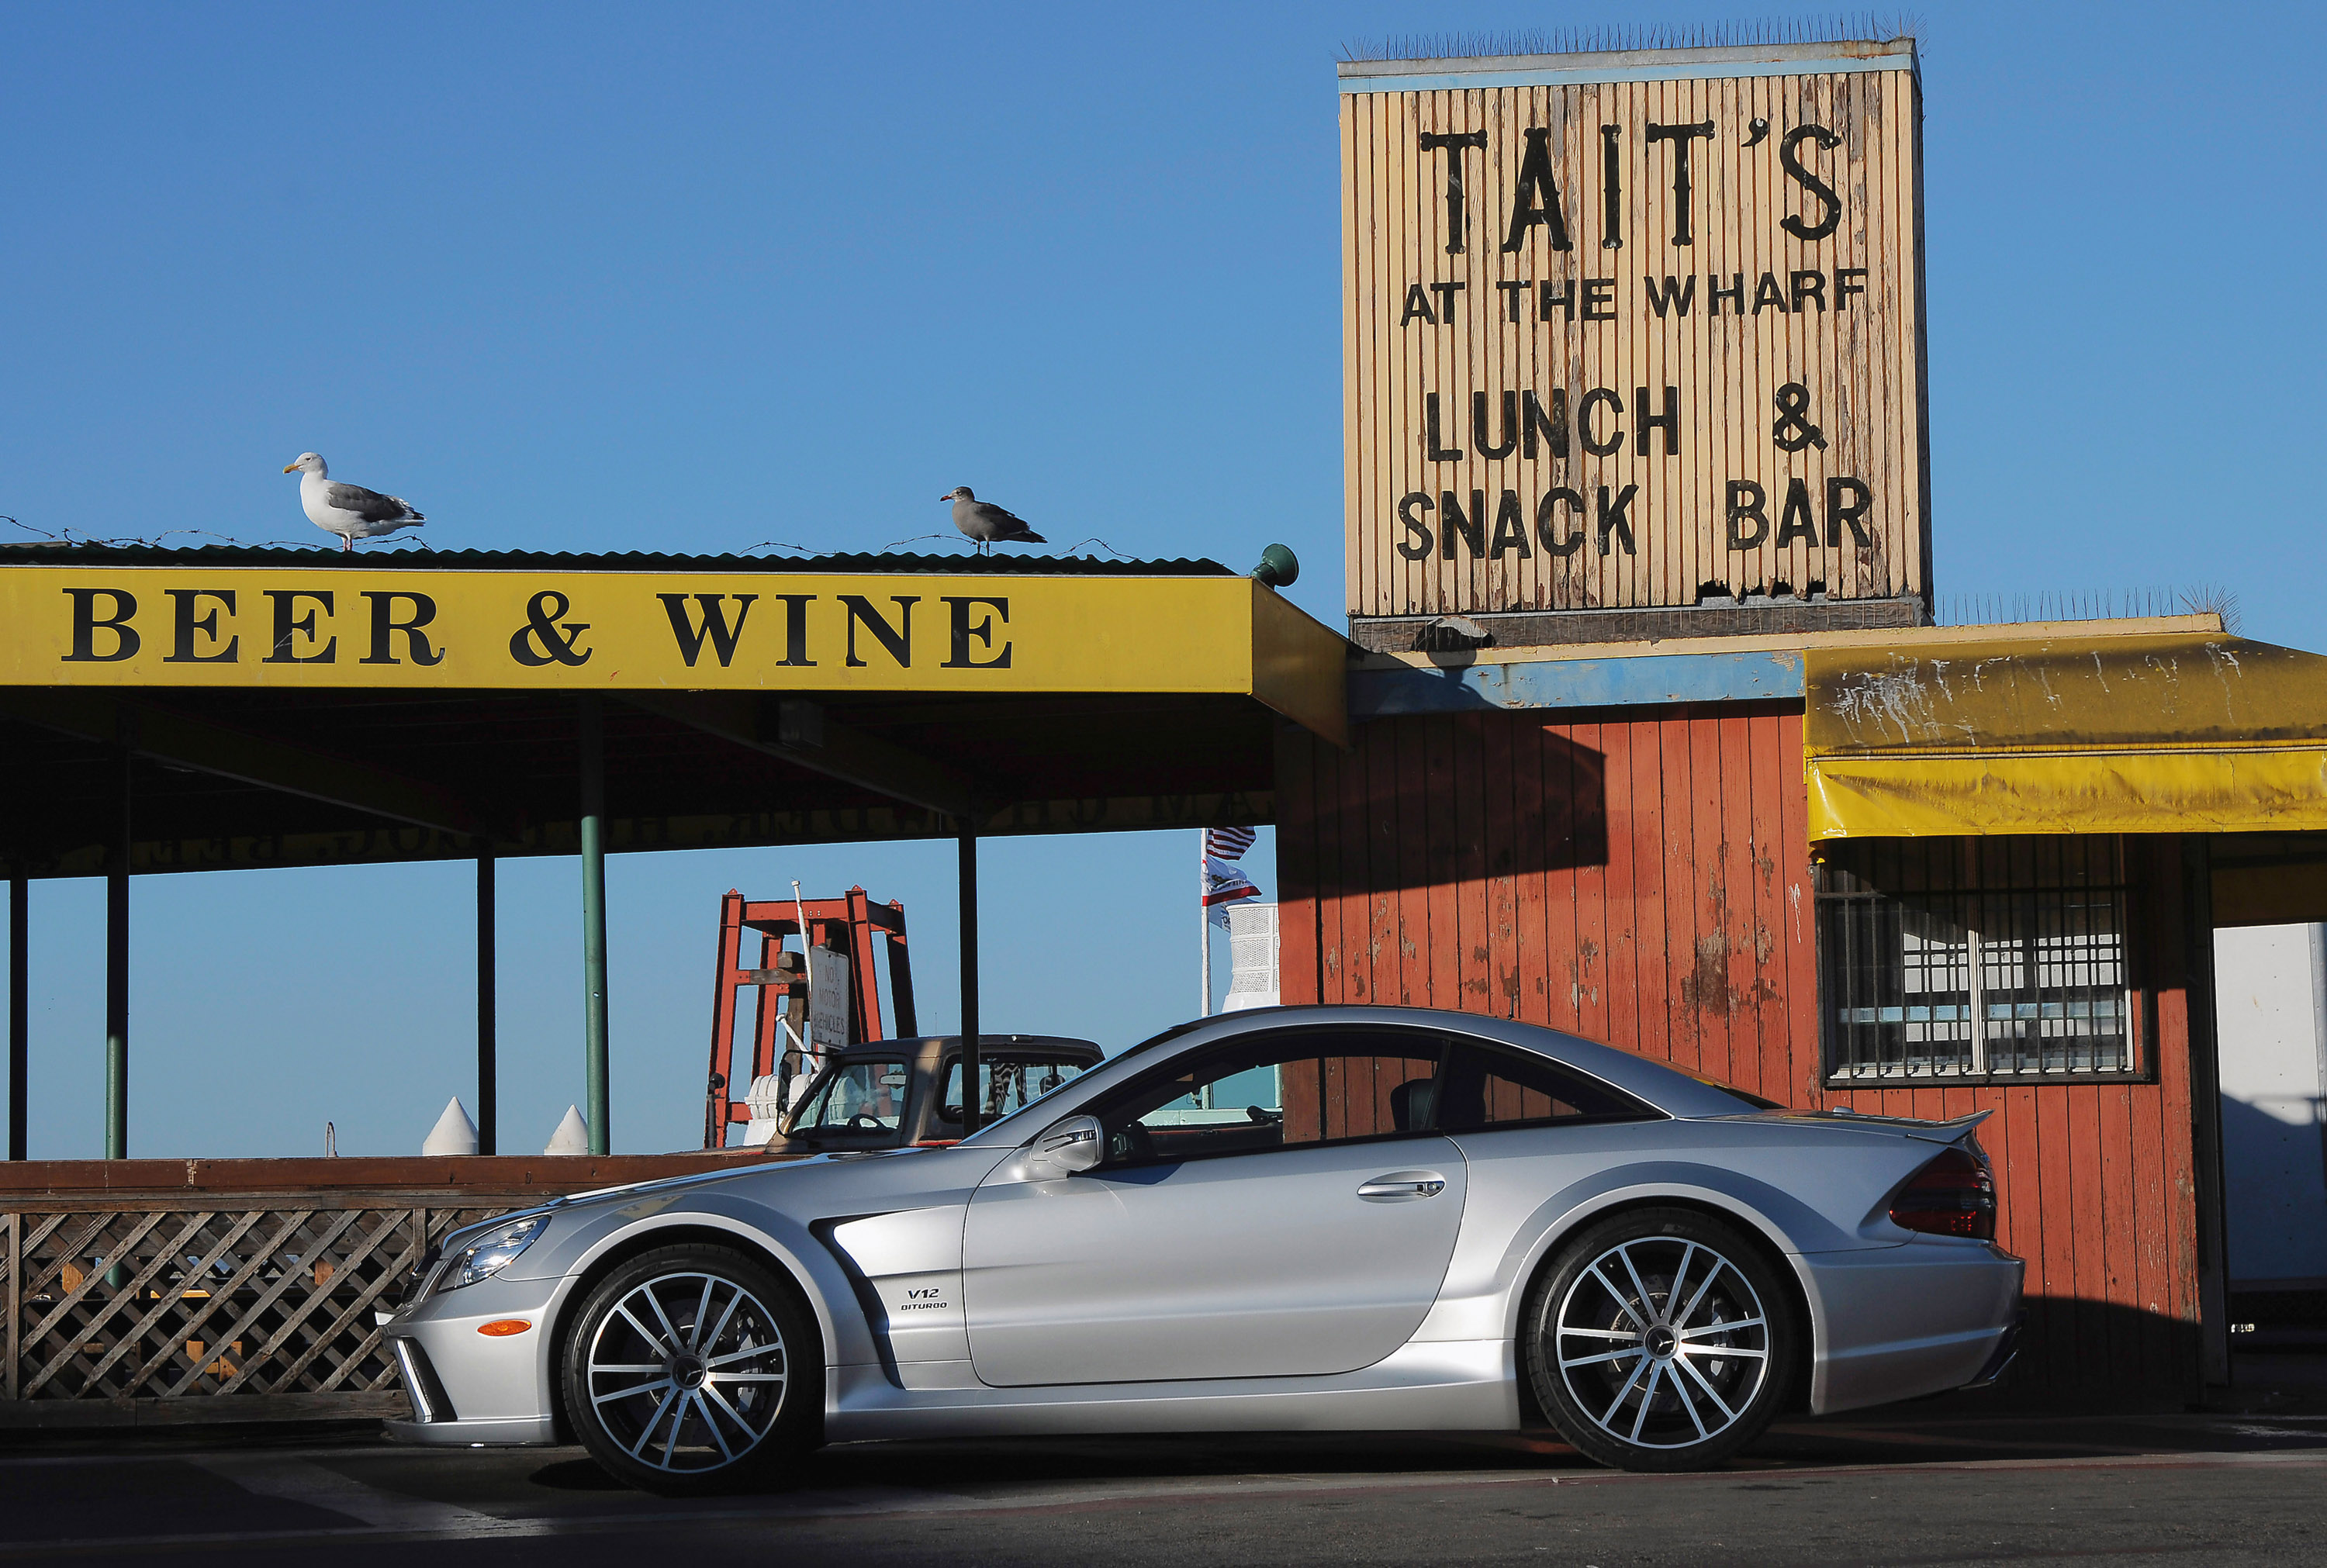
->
xmin=583 ymin=1270 xmax=789 ymax=1473
xmin=1551 ymin=1235 xmax=1769 ymax=1451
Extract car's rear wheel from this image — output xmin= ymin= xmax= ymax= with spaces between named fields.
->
xmin=1523 ymin=1207 xmax=1793 ymax=1472
xmin=560 ymin=1244 xmax=819 ymax=1495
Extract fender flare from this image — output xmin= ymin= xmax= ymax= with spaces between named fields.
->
xmin=537 ymin=1198 xmax=875 ymax=1384
xmin=1490 ymin=1173 xmax=1846 ymax=1376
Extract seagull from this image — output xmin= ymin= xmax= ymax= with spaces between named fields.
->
xmin=942 ymin=486 xmax=1046 ymax=553
xmin=282 ymin=453 xmax=426 ymax=551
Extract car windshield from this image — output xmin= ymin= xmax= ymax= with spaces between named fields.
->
xmin=787 ymin=1059 xmax=911 ymax=1135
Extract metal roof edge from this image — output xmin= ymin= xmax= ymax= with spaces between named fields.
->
xmin=1336 ymin=37 xmax=1917 ymax=92
xmin=1352 ymin=648 xmax=1803 ymax=718
xmin=1356 ymin=614 xmax=2232 ymax=673
xmin=0 ymin=544 xmax=1234 ymax=578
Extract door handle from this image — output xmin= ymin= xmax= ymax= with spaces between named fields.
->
xmin=1357 ymin=1174 xmax=1447 ymax=1201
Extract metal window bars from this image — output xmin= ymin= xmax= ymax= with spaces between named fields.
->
xmin=1817 ymin=837 xmax=2136 ymax=1083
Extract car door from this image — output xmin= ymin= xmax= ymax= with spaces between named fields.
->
xmin=961 ymin=1025 xmax=1468 ymax=1387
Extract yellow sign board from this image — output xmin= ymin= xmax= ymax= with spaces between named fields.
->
xmin=0 ymin=564 xmax=1347 ymax=740
xmin=1340 ymin=40 xmax=1928 ymax=619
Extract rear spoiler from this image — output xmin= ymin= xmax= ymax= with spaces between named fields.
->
xmin=1832 ymin=1107 xmax=1993 ymax=1145
xmin=1738 ymin=1106 xmax=1993 ymax=1144
xmin=1900 ymin=1109 xmax=1992 ymax=1145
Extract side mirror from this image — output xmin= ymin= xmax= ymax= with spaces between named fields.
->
xmin=1030 ymin=1114 xmax=1103 ymax=1176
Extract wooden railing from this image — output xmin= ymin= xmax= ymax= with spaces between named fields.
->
xmin=0 ymin=1153 xmax=764 ymax=1428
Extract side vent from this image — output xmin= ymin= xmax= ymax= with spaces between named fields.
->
xmin=392 ymin=1337 xmax=458 ymax=1424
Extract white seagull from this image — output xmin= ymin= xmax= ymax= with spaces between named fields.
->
xmin=283 ymin=453 xmax=426 ymax=551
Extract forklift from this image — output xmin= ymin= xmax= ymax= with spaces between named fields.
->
xmin=700 ymin=887 xmax=1098 ymax=1152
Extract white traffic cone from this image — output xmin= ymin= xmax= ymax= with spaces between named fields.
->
xmin=421 ymin=1097 xmax=479 ymax=1156
xmin=545 ymin=1105 xmax=591 ymax=1155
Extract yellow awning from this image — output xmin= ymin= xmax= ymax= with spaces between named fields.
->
xmin=1805 ymin=632 xmax=2327 ymax=838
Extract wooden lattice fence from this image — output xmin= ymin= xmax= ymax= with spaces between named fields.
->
xmin=0 ymin=1155 xmax=755 ymax=1427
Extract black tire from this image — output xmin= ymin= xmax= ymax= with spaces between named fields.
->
xmin=559 ymin=1243 xmax=821 ymax=1496
xmin=1522 ymin=1207 xmax=1795 ymax=1472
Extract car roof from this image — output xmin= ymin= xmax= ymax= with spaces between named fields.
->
xmin=956 ymin=1006 xmax=1759 ymax=1143
xmin=1213 ymin=1007 xmax=1762 ymax=1117
xmin=821 ymin=1034 xmax=1104 ymax=1065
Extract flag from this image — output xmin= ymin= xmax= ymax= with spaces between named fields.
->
xmin=1205 ymin=825 xmax=1257 ymax=862
xmin=1201 ymin=829 xmax=1262 ymax=934
xmin=1202 ymin=855 xmax=1260 ymax=910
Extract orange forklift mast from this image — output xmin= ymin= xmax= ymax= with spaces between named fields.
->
xmin=702 ymin=887 xmax=917 ymax=1148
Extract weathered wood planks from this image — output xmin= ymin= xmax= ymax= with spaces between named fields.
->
xmin=1272 ymin=710 xmax=2208 ymax=1399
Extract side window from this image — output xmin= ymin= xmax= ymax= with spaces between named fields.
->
xmin=1094 ymin=1029 xmax=1445 ymax=1166
xmin=1435 ymin=1043 xmax=1657 ymax=1132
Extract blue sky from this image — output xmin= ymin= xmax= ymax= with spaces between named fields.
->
xmin=4 ymin=2 xmax=2323 ymax=1156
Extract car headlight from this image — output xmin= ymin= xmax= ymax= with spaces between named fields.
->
xmin=438 ymin=1215 xmax=549 ymax=1291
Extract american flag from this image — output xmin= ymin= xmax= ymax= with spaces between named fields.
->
xmin=1205 ymin=825 xmax=1257 ymax=861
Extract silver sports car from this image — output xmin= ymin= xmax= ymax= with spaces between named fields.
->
xmin=382 ymin=1006 xmax=2022 ymax=1493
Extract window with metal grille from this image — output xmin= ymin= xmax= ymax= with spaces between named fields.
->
xmin=1817 ymin=837 xmax=2143 ymax=1084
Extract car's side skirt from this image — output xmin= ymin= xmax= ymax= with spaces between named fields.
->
xmin=385 ymin=1414 xmax=558 ymax=1448
xmin=824 ymin=1338 xmax=1519 ymax=1442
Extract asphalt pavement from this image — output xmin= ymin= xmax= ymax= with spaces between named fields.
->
xmin=2 ymin=1389 xmax=2323 ymax=1566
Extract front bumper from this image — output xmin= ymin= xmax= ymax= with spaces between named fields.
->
xmin=379 ymin=1269 xmax=569 ymax=1449
xmin=1800 ymin=1239 xmax=2024 ymax=1415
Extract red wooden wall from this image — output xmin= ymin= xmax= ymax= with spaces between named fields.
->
xmin=1274 ymin=705 xmax=2209 ymax=1400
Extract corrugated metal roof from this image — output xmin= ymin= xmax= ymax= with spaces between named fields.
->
xmin=0 ymin=543 xmax=1233 ymax=576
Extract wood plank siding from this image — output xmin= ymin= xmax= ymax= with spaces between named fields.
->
xmin=1340 ymin=58 xmax=1928 ymax=617
xmin=1275 ymin=707 xmax=2208 ymax=1400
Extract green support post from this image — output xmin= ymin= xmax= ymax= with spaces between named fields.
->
xmin=579 ymin=697 xmax=610 ymax=1155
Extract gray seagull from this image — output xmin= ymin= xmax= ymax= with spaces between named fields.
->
xmin=283 ymin=452 xmax=426 ymax=551
xmin=942 ymin=486 xmax=1046 ymax=553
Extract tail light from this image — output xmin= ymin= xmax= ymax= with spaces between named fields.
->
xmin=1890 ymin=1145 xmax=1996 ymax=1239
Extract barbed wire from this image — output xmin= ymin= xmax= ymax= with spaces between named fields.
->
xmin=2 ymin=511 xmax=1147 ymax=564
xmin=876 ymin=531 xmax=1140 ymax=559
xmin=1935 ymin=585 xmax=2244 ymax=636
xmin=1056 ymin=536 xmax=1138 ymax=561
xmin=1 ymin=513 xmax=365 ymax=551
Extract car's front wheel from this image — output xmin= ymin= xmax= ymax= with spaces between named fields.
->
xmin=560 ymin=1243 xmax=820 ymax=1495
xmin=1523 ymin=1207 xmax=1794 ymax=1472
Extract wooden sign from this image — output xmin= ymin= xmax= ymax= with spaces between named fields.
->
xmin=1339 ymin=40 xmax=1927 ymax=619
